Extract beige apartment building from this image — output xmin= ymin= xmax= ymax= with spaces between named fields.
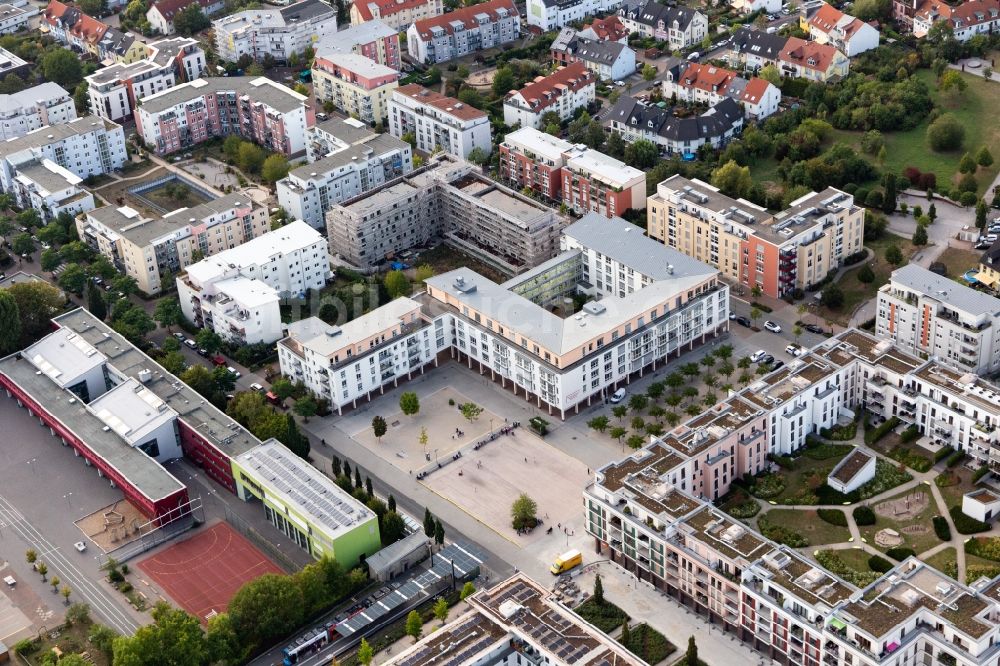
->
xmin=77 ymin=193 xmax=269 ymax=295
xmin=648 ymin=175 xmax=865 ymax=298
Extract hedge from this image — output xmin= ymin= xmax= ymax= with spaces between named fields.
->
xmin=820 ymin=423 xmax=858 ymax=441
xmin=933 ymin=515 xmax=952 ymax=541
xmin=818 ymin=509 xmax=848 ymax=527
xmin=727 ymin=500 xmax=761 ymax=519
xmin=865 ymin=416 xmax=901 ymax=445
xmin=951 ymin=506 xmax=991 ymax=534
xmin=885 ymin=547 xmax=916 ymax=561
xmin=750 ymin=301 xmax=773 ymax=313
xmin=966 ymin=537 xmax=1000 ymax=562
xmin=945 ymin=449 xmax=966 ymax=468
xmin=934 ymin=445 xmax=955 ymax=463
xmin=803 ymin=443 xmax=853 ymax=460
xmin=973 ymin=466 xmax=991 ymax=483
xmin=853 ymin=505 xmax=876 ymax=526
xmin=899 ymin=425 xmax=920 ymax=444
xmin=868 ymin=555 xmax=893 ymax=573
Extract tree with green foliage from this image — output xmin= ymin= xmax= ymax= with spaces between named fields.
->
xmin=372 ymin=414 xmax=387 ymax=443
xmin=40 ymin=247 xmax=61 ymax=273
xmin=226 ymin=574 xmax=305 ymax=653
xmin=623 ymin=139 xmax=658 ymax=168
xmin=642 ymin=63 xmax=657 ymax=80
xmin=12 ymin=232 xmax=34 ymax=256
xmin=0 ymin=290 xmax=20 ymax=356
xmin=594 ymin=573 xmax=604 ymax=604
xmin=927 ymin=113 xmax=965 ymax=151
xmin=620 ymin=621 xmax=631 ymax=647
xmin=960 ymin=152 xmax=978 ymax=174
xmin=466 ymin=146 xmax=488 ymax=166
xmin=405 ymin=610 xmax=423 ymax=642
xmin=357 ymin=637 xmax=374 ymax=666
xmin=977 ymin=198 xmax=989 ymax=229
xmin=154 ymin=296 xmax=182 ymax=330
xmin=384 ymin=270 xmax=410 ymax=298
xmin=173 ymin=3 xmax=209 ymax=34
xmin=433 ymin=597 xmax=449 ymax=624
xmin=882 ymin=172 xmax=896 ymax=214
xmin=205 ymin=613 xmax=240 ymax=664
xmin=424 ymin=507 xmax=435 ymax=537
xmin=858 ymin=264 xmax=875 ymax=283
xmin=261 ymin=154 xmax=290 ymax=184
xmin=238 ymin=142 xmax=265 ymax=174
xmin=711 ymin=160 xmax=753 ymax=199
xmin=381 ymin=511 xmax=406 ymax=545
xmin=821 ymin=283 xmax=844 ymax=308
xmin=41 ymin=49 xmax=82 ymax=88
xmin=7 ymin=282 xmax=63 ymax=346
xmin=270 ymin=377 xmax=295 ymax=401
xmin=399 ymin=391 xmax=420 ymax=416
xmin=913 ymin=223 xmax=928 ymax=246
xmin=588 ymin=415 xmax=609 ymax=433
xmin=434 ymin=518 xmax=444 ymax=545
xmin=686 ymin=636 xmax=699 ymax=665
xmin=885 ymin=244 xmax=904 ymax=265
xmin=759 ymin=63 xmax=781 ymax=84
xmin=111 ymin=602 xmax=209 ymax=666
xmin=461 ymin=581 xmax=476 ymax=600
xmin=492 ymin=66 xmax=516 ymax=96
xmin=511 ymin=493 xmax=537 ymax=530
xmin=84 ymin=281 xmax=106 ymax=321
xmin=976 ymin=145 xmax=994 ymax=167
xmin=460 ymin=402 xmax=483 ymax=422
xmin=224 ymin=135 xmax=243 ymax=162
xmin=293 ymin=395 xmax=318 ymax=422
xmin=195 ymin=328 xmax=223 ymax=354
xmin=928 ymin=203 xmax=937 ymax=222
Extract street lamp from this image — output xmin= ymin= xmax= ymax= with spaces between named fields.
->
xmin=26 ymin=458 xmax=37 ymax=475
xmin=63 ymin=493 xmax=73 ymax=508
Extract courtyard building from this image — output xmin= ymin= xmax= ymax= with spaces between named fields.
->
xmin=325 ymin=154 xmax=568 ymax=275
xmin=177 ymin=220 xmax=331 ymax=344
xmin=0 ymin=82 xmax=76 ymax=141
xmin=77 ymin=192 xmax=269 ymax=296
xmin=388 ymin=84 xmax=492 ymax=160
xmin=876 ymin=264 xmax=1000 ymax=376
xmin=647 ymin=175 xmax=864 ymax=298
xmin=213 ymin=0 xmax=338 ymax=64
xmin=405 ymin=0 xmax=520 ymax=64
xmin=135 ymin=77 xmax=314 ymax=157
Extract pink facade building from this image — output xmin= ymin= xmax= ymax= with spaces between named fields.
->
xmin=135 ymin=76 xmax=314 ymax=156
xmin=316 ymin=19 xmax=401 ymax=70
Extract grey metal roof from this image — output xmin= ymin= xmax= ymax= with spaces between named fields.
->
xmin=730 ymin=26 xmax=789 ymax=59
xmin=138 ymin=76 xmax=306 ymax=115
xmin=16 ymin=159 xmax=75 ymax=192
xmin=0 ymin=116 xmax=121 ymax=160
xmin=0 ymin=82 xmax=70 ymax=114
xmin=563 ymin=213 xmax=718 ymax=282
xmin=364 ymin=531 xmax=429 ymax=575
xmin=891 ymin=264 xmax=1000 ymax=317
xmin=608 ymin=95 xmax=743 ymax=142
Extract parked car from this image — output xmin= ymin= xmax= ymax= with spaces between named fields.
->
xmin=249 ymin=382 xmax=264 ymax=392
xmin=184 ymin=338 xmax=197 ymax=348
xmin=729 ymin=312 xmax=736 ymax=320
xmin=173 ymin=332 xmax=186 ymax=340
xmin=687 ymin=51 xmax=700 ymax=61
xmin=610 ymin=388 xmax=627 ymax=403
xmin=750 ymin=350 xmax=767 ymax=363
xmin=227 ymin=366 xmax=241 ymax=378
xmin=804 ymin=323 xmax=824 ymax=334
xmin=197 ymin=348 xmax=209 ymax=357
xmin=759 ymin=353 xmax=775 ymax=365
xmin=763 ymin=320 xmax=782 ymax=333
xmin=736 ymin=316 xmax=751 ymax=327
xmin=771 ymin=360 xmax=785 ymax=371
xmin=785 ymin=344 xmax=802 ymax=357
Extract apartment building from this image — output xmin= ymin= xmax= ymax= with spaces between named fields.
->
xmin=0 ymin=117 xmax=127 ymax=218
xmin=277 ymin=129 xmax=412 ymax=228
xmin=41 ymin=1 xmax=109 ymax=56
xmin=388 ymin=84 xmax=491 ymax=159
xmin=607 ymin=95 xmax=744 ymax=156
xmin=350 ymin=0 xmax=442 ymax=31
xmin=526 ymin=0 xmax=624 ymax=31
xmin=0 ymin=46 xmax=31 ymax=80
xmin=663 ymin=62 xmax=781 ymax=120
xmin=876 ymin=264 xmax=1000 ymax=376
xmin=386 ymin=575 xmax=644 ymax=666
xmin=778 ymin=37 xmax=849 ymax=81
xmin=77 ymin=193 xmax=269 ymax=295
xmin=550 ymin=29 xmax=637 ymax=82
xmin=801 ymin=1 xmax=879 ymax=56
xmin=586 ymin=326 xmax=1000 ymax=666
xmin=302 ymin=212 xmax=726 ymax=415
xmin=326 ymin=155 xmax=568 ymax=274
xmin=579 ymin=15 xmax=629 ymax=42
xmin=499 ymin=127 xmax=645 ymax=217
xmin=314 ymin=20 xmax=401 ymax=70
xmin=214 ymin=0 xmax=338 ymax=64
xmin=503 ymin=62 xmax=596 ymax=129
xmin=618 ymin=0 xmax=707 ymax=48
xmin=0 ymin=3 xmax=29 ymax=33
xmin=86 ymin=38 xmax=206 ymax=123
xmin=135 ymin=77 xmax=313 ymax=157
xmin=177 ymin=221 xmax=330 ymax=344
xmin=311 ymin=53 xmax=399 ymax=124
xmin=0 ymin=82 xmax=75 ymax=140
xmin=726 ymin=26 xmax=787 ymax=73
xmin=912 ymin=0 xmax=1000 ymax=39
xmin=406 ymin=0 xmax=519 ymax=64
xmin=648 ymin=176 xmax=864 ymax=298
xmin=147 ymin=0 xmax=224 ymax=34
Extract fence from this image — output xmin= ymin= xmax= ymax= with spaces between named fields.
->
xmin=224 ymin=504 xmax=300 ymax=573
xmin=97 ymin=498 xmax=204 ymax=565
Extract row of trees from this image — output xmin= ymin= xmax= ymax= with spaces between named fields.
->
xmin=331 ymin=454 xmax=409 ymax=546
xmin=222 ymin=135 xmax=290 ymax=185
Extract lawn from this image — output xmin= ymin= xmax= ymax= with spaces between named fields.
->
xmin=937 ymin=465 xmax=979 ymax=508
xmin=835 ymin=547 xmax=878 ymax=573
xmin=761 ymin=509 xmax=852 ymax=546
xmin=141 ymin=183 xmax=213 ymax=212
xmin=859 ymin=487 xmax=944 ymax=556
xmin=749 ymin=446 xmax=851 ymax=505
xmin=828 ymin=69 xmax=1000 ymax=195
xmin=923 ymin=547 xmax=957 ymax=578
xmin=576 ymin=597 xmax=631 ymax=633
xmin=620 ymin=623 xmax=676 ymax=665
xmin=412 ymin=245 xmax=507 ymax=284
xmin=935 ymin=246 xmax=984 ymax=281
xmin=816 ymin=233 xmax=918 ymax=326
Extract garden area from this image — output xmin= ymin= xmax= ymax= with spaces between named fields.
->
xmin=12 ymin=604 xmax=115 ymax=666
xmin=935 ymin=246 xmax=987 ymax=282
xmin=857 ymin=488 xmax=945 ymax=555
xmin=758 ymin=509 xmax=852 ymax=547
xmin=618 ymin=623 xmax=675 ymax=665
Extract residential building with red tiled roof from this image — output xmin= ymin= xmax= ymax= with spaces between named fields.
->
xmin=525 ymin=0 xmax=623 ymax=32
xmin=777 ymin=37 xmax=849 ymax=81
xmin=579 ymin=15 xmax=629 ymax=43
xmin=912 ymin=0 xmax=1000 ymax=40
xmin=663 ymin=62 xmax=781 ymax=119
xmin=350 ymin=0 xmax=441 ymax=31
xmin=503 ymin=61 xmax=596 ymax=129
xmin=388 ymin=84 xmax=492 ymax=159
xmin=801 ymin=1 xmax=878 ymax=55
xmin=406 ymin=0 xmax=520 ymax=64
xmin=147 ymin=0 xmax=224 ymax=35
xmin=40 ymin=1 xmax=109 ymax=56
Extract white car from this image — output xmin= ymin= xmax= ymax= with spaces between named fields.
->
xmin=610 ymin=388 xmax=627 ymax=404
xmin=614 ymin=80 xmax=626 ymax=87
xmin=750 ymin=350 xmax=767 ymax=363
xmin=785 ymin=343 xmax=803 ymax=357
xmin=249 ymin=382 xmax=264 ymax=392
xmin=227 ymin=366 xmax=241 ymax=378
xmin=764 ymin=320 xmax=782 ymax=333
xmin=74 ymin=541 xmax=87 ymax=552
xmin=184 ymin=338 xmax=197 ymax=348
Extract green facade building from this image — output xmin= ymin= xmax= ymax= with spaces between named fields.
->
xmin=232 ymin=440 xmax=380 ymax=567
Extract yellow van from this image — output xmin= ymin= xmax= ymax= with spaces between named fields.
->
xmin=550 ymin=548 xmax=583 ymax=575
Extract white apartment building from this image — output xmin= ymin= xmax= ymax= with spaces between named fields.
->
xmin=0 ymin=4 xmax=30 ymax=34
xmin=213 ymin=0 xmax=338 ymax=64
xmin=0 ymin=117 xmax=127 ymax=216
xmin=77 ymin=192 xmax=269 ymax=295
xmin=290 ymin=213 xmax=727 ymax=415
xmin=0 ymin=82 xmax=75 ymax=140
xmin=177 ymin=220 xmax=330 ymax=344
xmin=9 ymin=158 xmax=95 ymax=222
xmin=406 ymin=0 xmax=520 ymax=64
xmin=877 ymin=264 xmax=1000 ymax=376
xmin=584 ymin=326 xmax=1000 ymax=666
xmin=527 ymin=0 xmax=624 ymax=31
xmin=277 ymin=131 xmax=412 ymax=228
xmin=388 ymin=84 xmax=492 ymax=159
xmin=503 ymin=61 xmax=597 ymax=129
xmin=86 ymin=37 xmax=206 ymax=122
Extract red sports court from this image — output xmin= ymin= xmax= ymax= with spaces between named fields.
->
xmin=138 ymin=521 xmax=283 ymax=621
